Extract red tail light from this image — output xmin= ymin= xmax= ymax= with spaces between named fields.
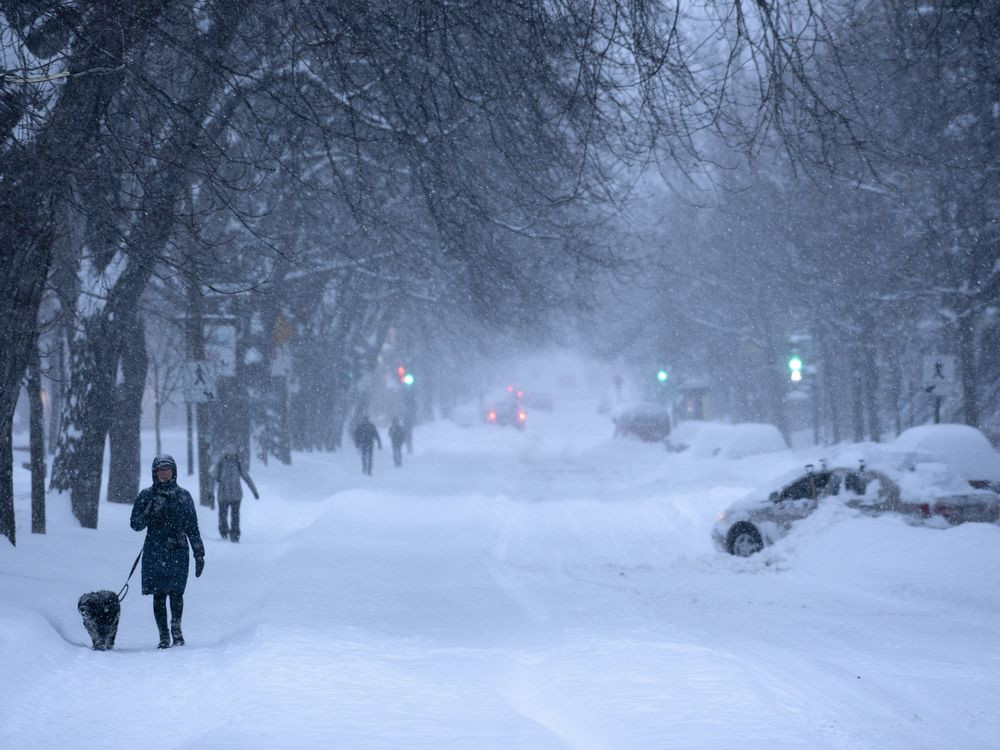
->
xmin=487 ymin=410 xmax=497 ymax=421
xmin=918 ymin=503 xmax=931 ymax=517
xmin=518 ymin=411 xmax=526 ymax=422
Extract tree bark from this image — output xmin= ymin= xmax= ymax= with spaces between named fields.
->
xmin=51 ymin=314 xmax=120 ymax=528
xmin=958 ymin=314 xmax=980 ymax=427
xmin=850 ymin=345 xmax=866 ymax=443
xmin=48 ymin=335 xmax=65 ymax=456
xmin=819 ymin=332 xmax=842 ymax=445
xmin=186 ymin=277 xmax=215 ymax=508
xmin=27 ymin=344 xmax=46 ymax=533
xmin=861 ymin=320 xmax=881 ymax=442
xmin=107 ymin=319 xmax=148 ymax=504
xmin=0 ymin=414 xmax=13 ymax=546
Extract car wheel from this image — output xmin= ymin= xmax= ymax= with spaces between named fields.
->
xmin=727 ymin=523 xmax=763 ymax=557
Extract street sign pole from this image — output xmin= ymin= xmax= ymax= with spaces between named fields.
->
xmin=923 ymin=355 xmax=955 ymax=426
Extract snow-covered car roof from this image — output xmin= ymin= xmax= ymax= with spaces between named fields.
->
xmin=685 ymin=422 xmax=787 ymax=460
xmin=875 ymin=424 xmax=1000 ymax=483
xmin=611 ymin=402 xmax=670 ymax=419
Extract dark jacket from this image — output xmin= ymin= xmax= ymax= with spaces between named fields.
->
xmin=214 ymin=453 xmax=258 ymax=504
xmin=130 ymin=475 xmax=205 ymax=595
xmin=353 ymin=419 xmax=382 ymax=450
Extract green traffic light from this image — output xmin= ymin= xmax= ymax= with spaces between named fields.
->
xmin=788 ymin=355 xmax=802 ymax=372
xmin=657 ymin=369 xmax=668 ymax=382
xmin=403 ymin=373 xmax=414 ymax=386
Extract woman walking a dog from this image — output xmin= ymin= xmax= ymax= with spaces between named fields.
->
xmin=130 ymin=455 xmax=205 ymax=649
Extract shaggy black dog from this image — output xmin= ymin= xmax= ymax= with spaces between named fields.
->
xmin=78 ymin=591 xmax=121 ymax=651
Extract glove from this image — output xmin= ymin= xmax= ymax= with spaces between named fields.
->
xmin=195 ymin=557 xmax=205 ymax=578
xmin=253 ymin=491 xmax=259 ymax=500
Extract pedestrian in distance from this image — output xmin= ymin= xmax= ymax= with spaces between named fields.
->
xmin=130 ymin=455 xmax=205 ymax=649
xmin=214 ymin=446 xmax=259 ymax=543
xmin=389 ymin=417 xmax=406 ymax=467
xmin=352 ymin=414 xmax=382 ymax=475
xmin=403 ymin=416 xmax=414 ymax=455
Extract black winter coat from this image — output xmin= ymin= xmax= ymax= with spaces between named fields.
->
xmin=130 ymin=478 xmax=205 ymax=595
xmin=353 ymin=420 xmax=382 ymax=450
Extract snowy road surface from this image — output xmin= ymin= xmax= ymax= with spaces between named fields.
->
xmin=3 ymin=386 xmax=1000 ymax=748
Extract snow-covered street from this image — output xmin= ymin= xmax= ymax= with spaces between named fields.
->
xmin=3 ymin=379 xmax=1000 ymax=749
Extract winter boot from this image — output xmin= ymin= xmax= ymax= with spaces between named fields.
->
xmin=171 ymin=620 xmax=185 ymax=647
xmin=158 ymin=627 xmax=171 ymax=649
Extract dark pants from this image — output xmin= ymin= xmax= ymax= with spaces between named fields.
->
xmin=153 ymin=592 xmax=184 ymax=644
xmin=391 ymin=441 xmax=403 ymax=466
xmin=361 ymin=445 xmax=374 ymax=475
xmin=219 ymin=500 xmax=241 ymax=541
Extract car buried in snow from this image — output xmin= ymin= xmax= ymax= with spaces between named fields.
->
xmin=712 ymin=462 xmax=1000 ymax=557
xmin=612 ymin=403 xmax=672 ymax=443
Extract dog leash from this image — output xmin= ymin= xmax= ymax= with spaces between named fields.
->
xmin=117 ymin=549 xmax=143 ymax=602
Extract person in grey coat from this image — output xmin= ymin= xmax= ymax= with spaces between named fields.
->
xmin=214 ymin=447 xmax=259 ymax=542
xmin=130 ymin=454 xmax=205 ymax=649
xmin=389 ymin=417 xmax=406 ymax=467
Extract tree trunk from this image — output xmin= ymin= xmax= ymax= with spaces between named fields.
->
xmin=156 ymin=400 xmax=163 ymax=457
xmin=107 ymin=319 xmax=148 ymax=504
xmin=861 ymin=321 xmax=881 ymax=443
xmin=27 ymin=344 xmax=46 ymax=534
xmin=850 ymin=345 xmax=865 ymax=443
xmin=48 ymin=334 xmax=65 ymax=455
xmin=51 ymin=314 xmax=120 ymax=528
xmin=0 ymin=415 xmax=13 ymax=546
xmin=958 ymin=314 xmax=979 ymax=427
xmin=0 ymin=210 xmax=53 ymax=536
xmin=186 ymin=277 xmax=215 ymax=508
xmin=185 ymin=402 xmax=193 ymax=475
xmin=761 ymin=317 xmax=789 ymax=442
xmin=819 ymin=333 xmax=842 ymax=444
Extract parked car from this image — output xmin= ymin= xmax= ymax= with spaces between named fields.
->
xmin=612 ymin=404 xmax=672 ymax=443
xmin=713 ymin=462 xmax=1000 ymax=557
xmin=668 ymin=421 xmax=787 ymax=458
xmin=886 ymin=424 xmax=1000 ymax=490
xmin=486 ymin=401 xmax=527 ymax=430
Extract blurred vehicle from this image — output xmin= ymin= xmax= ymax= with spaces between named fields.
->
xmin=486 ymin=401 xmax=527 ymax=430
xmin=612 ymin=403 xmax=672 ymax=443
xmin=713 ymin=462 xmax=1000 ymax=557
